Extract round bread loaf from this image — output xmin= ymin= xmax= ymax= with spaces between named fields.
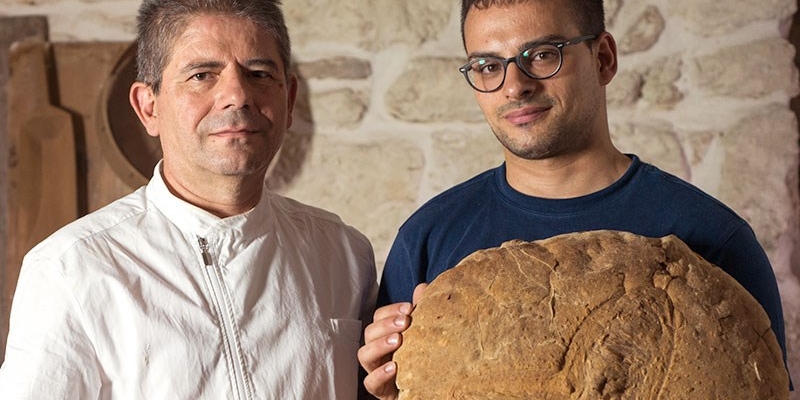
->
xmin=393 ymin=230 xmax=788 ymax=399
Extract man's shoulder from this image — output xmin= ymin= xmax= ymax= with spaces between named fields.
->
xmin=416 ymin=168 xmax=497 ymax=212
xmin=25 ymin=188 xmax=149 ymax=260
xmin=268 ymin=191 xmax=347 ymax=225
xmin=266 ymin=191 xmax=371 ymax=242
xmin=633 ymin=161 xmax=739 ymax=216
xmin=398 ymin=167 xmax=499 ymax=231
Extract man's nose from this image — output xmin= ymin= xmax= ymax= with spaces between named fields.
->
xmin=218 ymin=71 xmax=253 ymax=110
xmin=502 ymin=62 xmax=539 ymax=98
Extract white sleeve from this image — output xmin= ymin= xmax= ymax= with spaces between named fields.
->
xmin=0 ymin=255 xmax=102 ymax=399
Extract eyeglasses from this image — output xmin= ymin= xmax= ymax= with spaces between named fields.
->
xmin=458 ymin=34 xmax=597 ymax=93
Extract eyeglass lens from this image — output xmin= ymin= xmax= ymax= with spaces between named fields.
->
xmin=464 ymin=43 xmax=563 ymax=92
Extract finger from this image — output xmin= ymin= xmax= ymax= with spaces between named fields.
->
xmin=358 ymin=331 xmax=401 ymax=373
xmin=412 ymin=283 xmax=428 ymax=304
xmin=363 ymin=361 xmax=399 ymax=400
xmin=373 ymin=301 xmax=413 ymax=322
xmin=365 ymin=307 xmax=412 ymax=345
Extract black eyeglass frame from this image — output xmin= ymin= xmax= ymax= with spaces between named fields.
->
xmin=458 ymin=34 xmax=598 ymax=93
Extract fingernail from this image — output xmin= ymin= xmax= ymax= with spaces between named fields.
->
xmin=393 ymin=316 xmax=406 ymax=327
xmin=387 ymin=334 xmax=399 ymax=345
xmin=384 ymin=362 xmax=396 ymax=373
xmin=399 ymin=303 xmax=411 ymax=314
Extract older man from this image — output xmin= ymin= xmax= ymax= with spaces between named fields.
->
xmin=0 ymin=1 xmax=377 ymax=399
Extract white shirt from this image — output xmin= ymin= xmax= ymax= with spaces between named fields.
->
xmin=0 ymin=166 xmax=378 ymax=399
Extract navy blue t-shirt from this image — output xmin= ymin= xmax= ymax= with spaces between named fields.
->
xmin=379 ymin=154 xmax=788 ymax=373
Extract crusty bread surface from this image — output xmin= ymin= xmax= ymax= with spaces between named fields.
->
xmin=394 ymin=230 xmax=788 ymax=400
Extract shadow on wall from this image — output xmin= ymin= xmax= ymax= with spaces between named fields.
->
xmin=267 ymin=61 xmax=315 ymax=191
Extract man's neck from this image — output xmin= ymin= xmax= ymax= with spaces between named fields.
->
xmin=504 ymin=149 xmax=631 ymax=199
xmin=160 ymin=166 xmax=265 ymax=218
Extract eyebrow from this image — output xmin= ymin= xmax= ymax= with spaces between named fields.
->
xmin=467 ymin=34 xmax=569 ymax=59
xmin=179 ymin=60 xmax=222 ymax=75
xmin=244 ymin=58 xmax=281 ymax=71
xmin=179 ymin=58 xmax=281 ymax=75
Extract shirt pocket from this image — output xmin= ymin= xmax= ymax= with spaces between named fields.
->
xmin=330 ymin=318 xmax=363 ymax=341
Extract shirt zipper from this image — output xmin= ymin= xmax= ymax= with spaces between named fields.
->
xmin=197 ymin=237 xmax=251 ymax=400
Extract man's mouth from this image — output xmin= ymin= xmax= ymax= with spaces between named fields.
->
xmin=503 ymin=105 xmax=550 ymax=125
xmin=210 ymin=128 xmax=260 ymax=138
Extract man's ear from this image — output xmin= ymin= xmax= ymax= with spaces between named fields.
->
xmin=285 ymin=73 xmax=299 ymax=130
xmin=596 ymin=31 xmax=618 ymax=86
xmin=129 ymin=82 xmax=160 ymax=138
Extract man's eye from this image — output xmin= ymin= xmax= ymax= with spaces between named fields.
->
xmin=475 ymin=60 xmax=502 ymax=75
xmin=535 ymin=50 xmax=558 ymax=61
xmin=526 ymin=48 xmax=559 ymax=62
xmin=191 ymin=72 xmax=210 ymax=81
xmin=250 ymin=70 xmax=274 ymax=79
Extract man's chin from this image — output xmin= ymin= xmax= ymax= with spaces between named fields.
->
xmin=211 ymin=159 xmax=270 ymax=178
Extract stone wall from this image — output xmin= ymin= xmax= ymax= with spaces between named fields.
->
xmin=2 ymin=0 xmax=799 ymax=392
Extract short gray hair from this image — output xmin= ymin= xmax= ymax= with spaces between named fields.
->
xmin=135 ymin=0 xmax=292 ymax=93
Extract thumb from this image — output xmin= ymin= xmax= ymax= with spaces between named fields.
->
xmin=412 ymin=283 xmax=428 ymax=305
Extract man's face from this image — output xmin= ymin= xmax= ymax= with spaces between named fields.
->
xmin=463 ymin=1 xmax=610 ymax=161
xmin=138 ymin=13 xmax=297 ymax=184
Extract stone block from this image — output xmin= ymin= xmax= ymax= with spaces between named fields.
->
xmin=425 ymin=129 xmax=504 ymax=197
xmin=610 ymin=122 xmax=689 ymax=180
xmin=277 ymin=136 xmax=425 ymax=262
xmin=670 ymin=0 xmax=794 ymax=35
xmin=616 ymin=5 xmax=665 ymax=55
xmin=296 ymin=57 xmax=372 ymax=80
xmin=386 ymin=57 xmax=482 ymax=123
xmin=641 ymin=56 xmax=684 ymax=108
xmin=719 ymin=105 xmax=799 ymax=252
xmin=607 ymin=69 xmax=644 ymax=107
xmin=690 ymin=38 xmax=798 ymax=99
xmin=284 ymin=0 xmax=452 ymax=51
xmin=308 ymin=89 xmax=369 ymax=128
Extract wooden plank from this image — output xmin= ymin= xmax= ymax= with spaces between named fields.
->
xmin=5 ymin=40 xmax=79 ymax=354
xmin=0 ymin=16 xmax=49 ymax=362
xmin=52 ymin=42 xmax=154 ymax=212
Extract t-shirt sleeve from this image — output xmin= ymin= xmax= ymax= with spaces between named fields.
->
xmin=377 ymin=231 xmax=424 ymax=307
xmin=707 ymin=224 xmax=789 ymax=385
